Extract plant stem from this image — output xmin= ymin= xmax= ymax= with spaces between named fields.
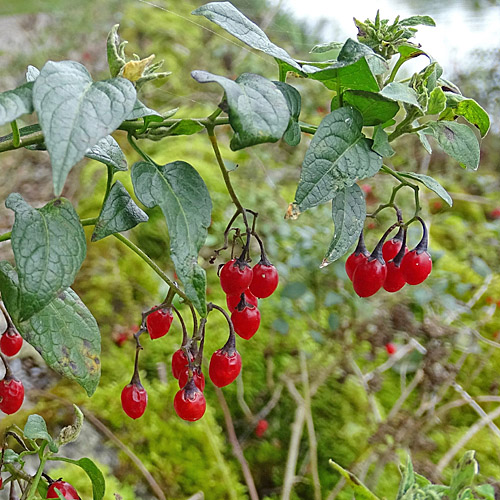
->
xmin=104 ymin=164 xmax=114 ymax=202
xmin=206 ymin=126 xmax=249 ymax=229
xmin=385 ymin=54 xmax=405 ymax=85
xmin=0 ymin=130 xmax=44 ymax=153
xmin=278 ymin=64 xmax=287 ymax=83
xmin=10 ymin=121 xmax=20 ymax=148
xmin=127 ymin=134 xmax=154 ymax=163
xmin=23 ymin=443 xmax=48 ymax=500
xmin=387 ymin=112 xmax=417 ymax=142
xmin=112 ymin=233 xmax=190 ymax=304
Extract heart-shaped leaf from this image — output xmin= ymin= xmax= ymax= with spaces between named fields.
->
xmin=85 ymin=135 xmax=127 ymax=173
xmin=0 ymin=263 xmax=100 ymax=396
xmin=6 ymin=194 xmax=86 ymax=321
xmin=322 ymin=184 xmax=366 ymax=266
xmin=0 ymin=82 xmax=34 ymax=126
xmin=192 ymin=70 xmax=289 ymax=150
xmin=132 ymin=161 xmax=212 ymax=316
xmin=293 ymin=107 xmax=382 ymax=213
xmin=92 ymin=181 xmax=148 ymax=242
xmin=33 ymin=61 xmax=136 ymax=195
xmin=192 ymin=2 xmax=302 ymax=72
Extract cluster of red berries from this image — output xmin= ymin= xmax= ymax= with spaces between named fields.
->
xmin=346 ymin=217 xmax=432 ymax=297
xmin=121 ymin=248 xmax=279 ymax=423
xmin=220 ymin=255 xmax=279 ymax=339
xmin=0 ymin=324 xmax=24 ymax=416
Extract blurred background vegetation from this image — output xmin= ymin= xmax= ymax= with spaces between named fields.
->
xmin=0 ymin=0 xmax=499 ymax=499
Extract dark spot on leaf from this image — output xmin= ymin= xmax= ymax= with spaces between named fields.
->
xmin=443 ymin=126 xmax=455 ymax=141
xmin=62 ymin=346 xmax=70 ymax=357
xmin=58 ymin=291 xmax=66 ymax=300
xmin=93 ymin=356 xmax=100 ymax=365
xmin=69 ymin=361 xmax=78 ymax=372
xmin=83 ymin=340 xmax=93 ymax=350
xmin=53 ymin=199 xmax=62 ymax=207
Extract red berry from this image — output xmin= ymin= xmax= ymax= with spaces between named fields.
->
xmin=0 ymin=329 xmax=23 ymax=357
xmin=400 ymin=218 xmax=432 ymax=285
xmin=174 ymin=379 xmax=206 ymax=421
xmin=352 ymin=258 xmax=387 ymax=297
xmin=226 ymin=290 xmax=258 ymax=311
xmin=171 ymin=349 xmax=194 ymax=379
xmin=249 ymin=261 xmax=279 ymax=298
xmin=121 ymin=382 xmax=148 ymax=419
xmin=382 ymin=226 xmax=407 ymax=262
xmin=385 ymin=343 xmax=396 ymax=355
xmin=46 ymin=480 xmax=80 ymax=499
xmin=146 ymin=306 xmax=173 ymax=340
xmin=0 ymin=477 xmax=3 ymax=489
xmin=345 ymin=232 xmax=369 ymax=281
xmin=383 ymin=260 xmax=406 ymax=292
xmin=490 ymin=207 xmax=500 ymax=219
xmin=209 ymin=349 xmax=242 ymax=387
xmin=178 ymin=367 xmax=205 ymax=391
xmin=255 ymin=419 xmax=269 ymax=438
xmin=231 ymin=306 xmax=261 ymax=340
xmin=219 ymin=259 xmax=253 ymax=296
xmin=0 ymin=376 xmax=24 ymax=415
xmin=401 ymin=250 xmax=432 ymax=285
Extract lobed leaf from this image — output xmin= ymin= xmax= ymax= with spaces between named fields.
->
xmin=132 ymin=161 xmax=212 ymax=316
xmin=0 ymin=82 xmax=34 ymax=126
xmin=322 ymin=184 xmax=366 ymax=266
xmin=192 ymin=70 xmax=289 ymax=150
xmin=293 ymin=107 xmax=382 ymax=212
xmin=33 ymin=60 xmax=136 ymax=195
xmin=92 ymin=181 xmax=148 ymax=242
xmin=6 ymin=194 xmax=86 ymax=321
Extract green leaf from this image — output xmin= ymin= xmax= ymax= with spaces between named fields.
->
xmin=417 ymin=129 xmax=432 ymax=154
xmin=0 ymin=82 xmax=34 ymax=126
xmin=440 ymin=93 xmax=490 ymax=137
xmin=273 ymin=81 xmax=301 ymax=146
xmin=3 ymin=449 xmax=21 ymax=464
xmin=85 ymin=135 xmax=127 ymax=173
xmin=131 ymin=161 xmax=212 ymax=317
xmin=343 ymin=90 xmax=399 ymax=126
xmin=303 ymin=40 xmax=381 ymax=92
xmin=449 ymin=451 xmax=478 ymax=500
xmin=107 ymin=24 xmax=126 ymax=77
xmin=6 ymin=194 xmax=86 ymax=321
xmin=397 ymin=44 xmax=427 ymax=60
xmin=0 ymin=261 xmax=21 ymax=323
xmin=398 ymin=172 xmax=452 ymax=206
xmin=322 ymin=184 xmax=366 ymax=266
xmin=192 ymin=2 xmax=303 ymax=72
xmin=17 ymin=287 xmax=101 ymax=396
xmin=166 ymin=119 xmax=204 ymax=136
xmin=380 ymin=82 xmax=421 ymax=109
xmin=372 ymin=126 xmax=395 ymax=157
xmin=423 ymin=121 xmax=480 ymax=170
xmin=396 ymin=457 xmax=415 ymax=500
xmin=33 ymin=61 xmax=136 ymax=195
xmin=23 ymin=414 xmax=58 ymax=452
xmin=399 ymin=15 xmax=436 ymax=27
xmin=91 ymin=181 xmax=148 ymax=242
xmin=310 ymin=41 xmax=343 ymax=53
xmin=26 ymin=65 xmax=40 ymax=82
xmin=293 ymin=107 xmax=382 ymax=212
xmin=192 ymin=71 xmax=289 ymax=150
xmin=329 ymin=460 xmax=381 ymax=500
xmin=126 ymin=99 xmax=163 ymax=121
xmin=474 ymin=484 xmax=496 ymax=500
xmin=427 ymin=87 xmax=446 ymax=115
xmin=54 ymin=457 xmax=106 ymax=500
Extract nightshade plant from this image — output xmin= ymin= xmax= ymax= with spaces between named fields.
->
xmin=0 ymin=3 xmax=491 ymax=498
